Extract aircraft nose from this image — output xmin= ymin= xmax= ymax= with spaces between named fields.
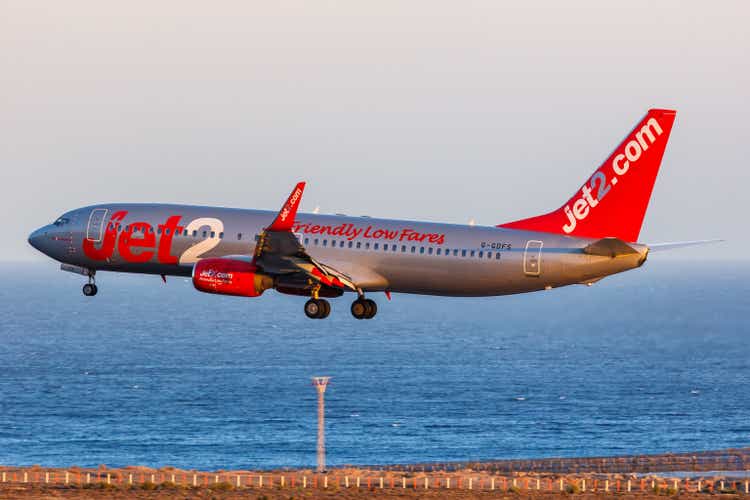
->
xmin=28 ymin=226 xmax=49 ymax=252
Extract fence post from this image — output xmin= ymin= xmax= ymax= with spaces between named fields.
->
xmin=260 ymin=475 xmax=264 ymax=488
xmin=356 ymin=476 xmax=359 ymax=488
xmin=698 ymin=480 xmax=702 ymax=491
xmin=605 ymin=479 xmax=609 ymax=492
xmin=65 ymin=472 xmax=69 ymax=485
xmin=560 ymin=478 xmax=564 ymax=491
xmin=537 ymin=478 xmax=541 ymax=490
xmin=674 ymin=479 xmax=678 ymax=491
xmin=627 ymin=479 xmax=631 ymax=492
xmin=107 ymin=474 xmax=111 ymax=485
xmin=86 ymin=473 xmax=90 ymax=484
xmin=446 ymin=477 xmax=450 ymax=489
xmin=425 ymin=477 xmax=428 ymax=489
xmin=236 ymin=475 xmax=240 ymax=488
xmin=325 ymin=476 xmax=328 ymax=489
xmin=745 ymin=481 xmax=749 ymax=494
xmin=45 ymin=472 xmax=49 ymax=484
xmin=23 ymin=472 xmax=28 ymax=483
xmin=491 ymin=478 xmax=495 ymax=490
xmin=582 ymin=479 xmax=586 ymax=492
xmin=469 ymin=478 xmax=473 ymax=490
xmin=403 ymin=477 xmax=406 ymax=488
xmin=721 ymin=481 xmax=725 ymax=491
xmin=344 ymin=476 xmax=348 ymax=488
xmin=2 ymin=472 xmax=5 ymax=483
xmin=303 ymin=476 xmax=307 ymax=488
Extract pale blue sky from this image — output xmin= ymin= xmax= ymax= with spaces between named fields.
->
xmin=2 ymin=1 xmax=747 ymax=261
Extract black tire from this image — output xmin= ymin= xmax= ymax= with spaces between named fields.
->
xmin=304 ymin=299 xmax=321 ymax=319
xmin=318 ymin=299 xmax=331 ymax=319
xmin=364 ymin=298 xmax=377 ymax=319
xmin=351 ymin=299 xmax=367 ymax=319
xmin=82 ymin=283 xmax=97 ymax=297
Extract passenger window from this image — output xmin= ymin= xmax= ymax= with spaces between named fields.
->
xmin=348 ymin=241 xmax=353 ymax=248
xmin=192 ymin=230 xmax=198 ymax=237
xmin=237 ymin=233 xmax=242 ymax=240
xmin=365 ymin=242 xmax=370 ymax=250
xmin=183 ymin=229 xmax=188 ymax=236
xmin=411 ymin=246 xmax=416 ymax=253
xmin=401 ymin=245 xmax=406 ymax=252
xmin=125 ymin=225 xmax=130 ymax=232
xmin=203 ymin=231 xmax=207 ymax=237
xmin=428 ymin=247 xmax=433 ymax=255
xmin=374 ymin=243 xmax=379 ymax=250
xmin=461 ymin=250 xmax=467 ymax=257
xmin=470 ymin=250 xmax=475 ymax=257
xmin=314 ymin=238 xmax=319 ymax=245
xmin=391 ymin=244 xmax=397 ymax=251
xmin=478 ymin=251 xmax=483 ymax=258
xmin=219 ymin=232 xmax=224 ymax=239
xmin=487 ymin=252 xmax=493 ymax=259
xmin=304 ymin=238 xmax=309 ymax=245
xmin=158 ymin=228 xmax=162 ymax=234
xmin=420 ymin=247 xmax=425 ymax=254
xmin=339 ymin=241 xmax=344 ymax=248
xmin=210 ymin=231 xmax=216 ymax=238
xmin=495 ymin=252 xmax=501 ymax=260
xmin=453 ymin=249 xmax=459 ymax=256
xmin=323 ymin=239 xmax=328 ymax=246
xmin=356 ymin=241 xmax=361 ymax=249
xmin=436 ymin=248 xmax=441 ymax=255
xmin=254 ymin=234 xmax=260 ymax=241
xmin=165 ymin=228 xmax=171 ymax=235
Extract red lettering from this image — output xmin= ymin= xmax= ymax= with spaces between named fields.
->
xmin=157 ymin=215 xmax=183 ymax=264
xmin=82 ymin=211 xmax=127 ymax=261
xmin=117 ymin=222 xmax=155 ymax=263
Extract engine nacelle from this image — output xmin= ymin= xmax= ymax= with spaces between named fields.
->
xmin=192 ymin=258 xmax=273 ymax=297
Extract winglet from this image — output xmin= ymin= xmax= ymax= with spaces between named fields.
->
xmin=267 ymin=182 xmax=306 ymax=232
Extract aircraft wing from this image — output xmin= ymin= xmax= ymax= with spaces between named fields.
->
xmin=251 ymin=182 xmax=358 ymax=293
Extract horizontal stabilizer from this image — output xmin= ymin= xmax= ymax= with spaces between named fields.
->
xmin=647 ymin=239 xmax=724 ymax=252
xmin=583 ymin=237 xmax=639 ymax=257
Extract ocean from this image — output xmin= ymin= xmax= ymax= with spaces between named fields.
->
xmin=0 ymin=260 xmax=748 ymax=470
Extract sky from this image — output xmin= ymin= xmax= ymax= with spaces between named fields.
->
xmin=1 ymin=0 xmax=747 ymax=261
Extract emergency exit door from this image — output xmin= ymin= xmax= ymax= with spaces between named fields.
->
xmin=523 ymin=240 xmax=543 ymax=276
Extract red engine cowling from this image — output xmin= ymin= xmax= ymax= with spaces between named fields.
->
xmin=192 ymin=258 xmax=273 ymax=297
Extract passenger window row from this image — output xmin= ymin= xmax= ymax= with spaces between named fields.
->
xmin=300 ymin=237 xmax=502 ymax=260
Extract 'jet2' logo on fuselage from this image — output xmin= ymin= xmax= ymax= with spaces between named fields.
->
xmin=83 ymin=212 xmax=224 ymax=265
xmin=562 ymin=117 xmax=664 ymax=234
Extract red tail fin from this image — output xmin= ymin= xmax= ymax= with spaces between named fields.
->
xmin=499 ymin=109 xmax=676 ymax=243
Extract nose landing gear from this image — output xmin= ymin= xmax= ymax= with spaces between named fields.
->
xmin=82 ymin=273 xmax=98 ymax=297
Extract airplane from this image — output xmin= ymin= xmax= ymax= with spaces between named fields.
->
xmin=28 ymin=108 xmax=717 ymax=319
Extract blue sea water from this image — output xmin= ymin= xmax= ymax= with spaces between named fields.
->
xmin=0 ymin=260 xmax=748 ymax=470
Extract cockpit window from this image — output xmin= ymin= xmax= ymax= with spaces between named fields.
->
xmin=53 ymin=217 xmax=70 ymax=226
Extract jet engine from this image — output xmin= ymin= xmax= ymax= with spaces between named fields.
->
xmin=192 ymin=258 xmax=273 ymax=297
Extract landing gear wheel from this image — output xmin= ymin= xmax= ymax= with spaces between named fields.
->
xmin=318 ymin=299 xmax=331 ymax=319
xmin=351 ymin=299 xmax=368 ymax=319
xmin=82 ymin=283 xmax=98 ymax=297
xmin=364 ymin=298 xmax=377 ymax=319
xmin=305 ymin=298 xmax=330 ymax=319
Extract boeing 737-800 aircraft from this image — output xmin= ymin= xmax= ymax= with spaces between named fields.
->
xmin=28 ymin=109 xmax=714 ymax=319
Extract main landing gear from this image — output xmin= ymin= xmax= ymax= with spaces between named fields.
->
xmin=303 ymin=287 xmax=378 ymax=320
xmin=304 ymin=298 xmax=331 ymax=319
xmin=350 ymin=297 xmax=377 ymax=320
xmin=82 ymin=273 xmax=98 ymax=297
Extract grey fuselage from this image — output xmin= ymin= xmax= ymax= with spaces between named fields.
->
xmin=28 ymin=204 xmax=649 ymax=297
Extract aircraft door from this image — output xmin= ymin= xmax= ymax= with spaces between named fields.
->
xmin=86 ymin=208 xmax=108 ymax=242
xmin=523 ymin=240 xmax=543 ymax=276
